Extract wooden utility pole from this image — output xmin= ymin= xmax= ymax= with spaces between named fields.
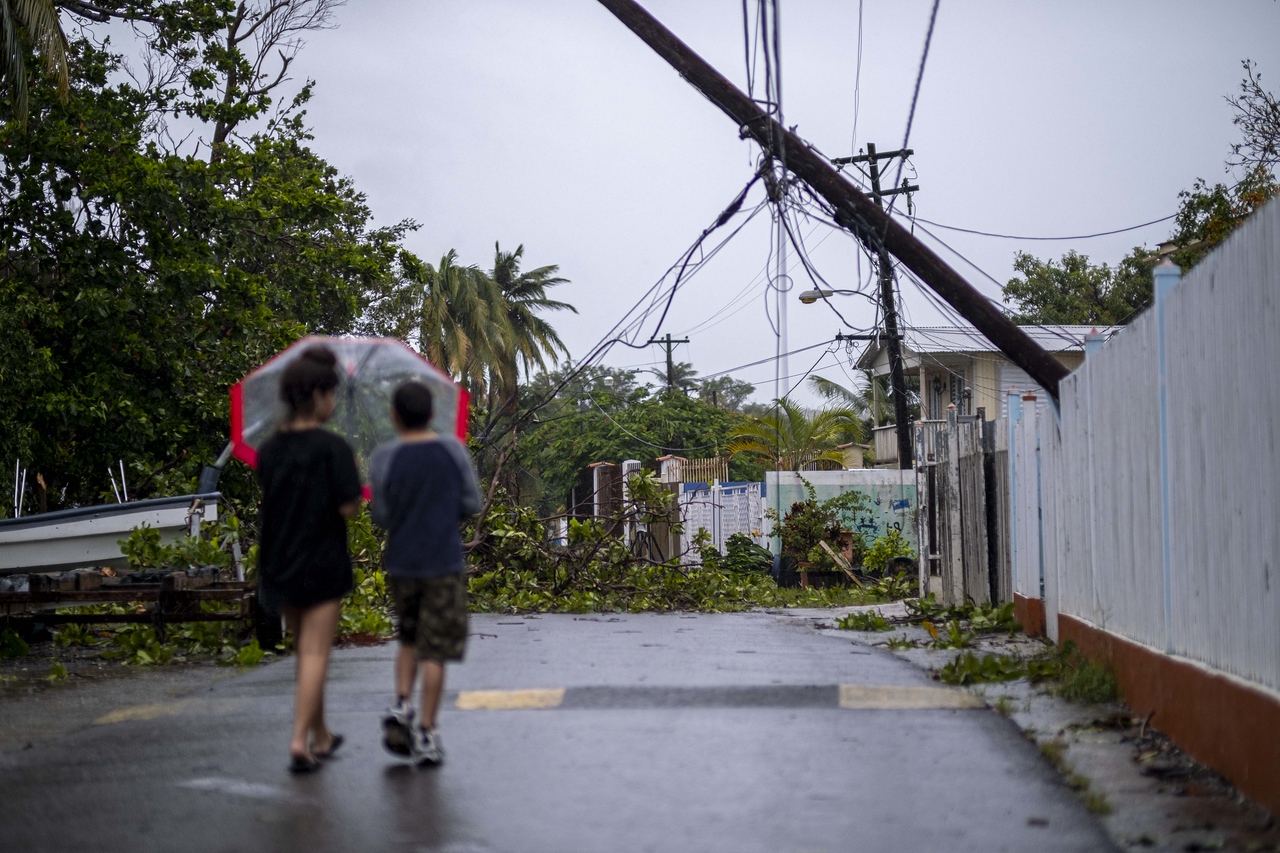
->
xmin=833 ymin=143 xmax=917 ymax=468
xmin=596 ymin=0 xmax=1068 ymax=402
xmin=648 ymin=332 xmax=690 ymax=392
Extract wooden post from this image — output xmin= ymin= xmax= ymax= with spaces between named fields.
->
xmin=594 ymin=0 xmax=1069 ymax=402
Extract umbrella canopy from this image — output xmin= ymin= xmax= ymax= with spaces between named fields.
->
xmin=231 ymin=336 xmax=469 ymax=480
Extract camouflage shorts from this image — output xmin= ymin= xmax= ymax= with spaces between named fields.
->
xmin=390 ymin=574 xmax=469 ymax=662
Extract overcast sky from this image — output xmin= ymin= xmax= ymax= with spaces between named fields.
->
xmin=283 ymin=0 xmax=1280 ymax=404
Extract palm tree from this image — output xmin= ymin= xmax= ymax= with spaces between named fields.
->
xmin=727 ymin=397 xmax=864 ymax=471
xmin=647 ymin=360 xmax=699 ymax=394
xmin=488 ymin=243 xmax=575 ymax=415
xmin=809 ymin=374 xmax=877 ymax=420
xmin=416 ymin=249 xmax=510 ymax=397
xmin=1 ymin=0 xmax=68 ymax=125
xmin=809 ymin=372 xmax=920 ymax=426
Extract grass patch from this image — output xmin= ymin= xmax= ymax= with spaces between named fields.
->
xmin=992 ymin=695 xmax=1015 ymax=716
xmin=1083 ymin=791 xmax=1112 ymax=815
xmin=1052 ymin=644 xmax=1120 ymax=703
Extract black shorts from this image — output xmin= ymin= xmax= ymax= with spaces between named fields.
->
xmin=390 ymin=574 xmax=469 ymax=661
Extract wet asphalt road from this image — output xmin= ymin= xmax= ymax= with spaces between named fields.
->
xmin=0 ymin=611 xmax=1115 ymax=852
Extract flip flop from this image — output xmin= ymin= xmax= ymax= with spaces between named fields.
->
xmin=314 ymin=733 xmax=345 ymax=760
xmin=288 ymin=753 xmax=321 ymax=774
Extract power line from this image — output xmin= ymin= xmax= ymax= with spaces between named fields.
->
xmin=908 ymin=213 xmax=1176 ymax=241
xmin=700 ymin=339 xmax=835 ymax=382
xmin=850 ymin=0 xmax=864 ymax=155
xmin=588 ymin=397 xmax=723 ymax=453
xmin=888 ymin=0 xmax=941 ymax=214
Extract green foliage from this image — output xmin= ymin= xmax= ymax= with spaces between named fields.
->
xmin=100 ymin=622 xmax=176 ymax=665
xmin=727 ymin=396 xmax=863 ymax=471
xmin=869 ymin=571 xmax=916 ymax=601
xmin=768 ymin=480 xmax=870 ymax=563
xmin=466 ymin=489 xmax=877 ymax=614
xmin=698 ymin=376 xmax=756 ymax=412
xmin=231 ymin=639 xmax=266 ymax=668
xmin=837 ymin=610 xmax=891 ymax=631
xmin=0 ymin=627 xmax=30 ymax=658
xmin=937 ymin=642 xmax=1118 ymax=703
xmin=904 ymin=596 xmax=1019 ymax=634
xmin=886 ymin=636 xmax=917 ymax=651
xmin=1170 ymin=166 xmax=1278 ymax=269
xmin=517 ymin=382 xmax=755 ymax=513
xmin=924 ymin=618 xmax=975 ymax=649
xmin=720 ymin=533 xmax=772 ymax=573
xmin=938 ymin=651 xmax=1026 ymax=685
xmin=862 ymin=529 xmax=915 ymax=575
xmin=340 ymin=565 xmax=394 ymax=637
xmin=0 ymin=30 xmax=413 ymax=514
xmin=967 ymin=601 xmax=1020 ymax=634
xmin=52 ymin=623 xmax=98 ymax=647
xmin=118 ymin=519 xmax=237 ymax=570
xmin=1003 ymin=248 xmax=1158 ymax=326
xmin=46 ymin=661 xmax=68 ymax=681
xmin=61 ymin=599 xmax=269 ymax=665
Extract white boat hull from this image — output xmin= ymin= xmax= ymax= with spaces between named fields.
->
xmin=0 ymin=494 xmax=219 ymax=574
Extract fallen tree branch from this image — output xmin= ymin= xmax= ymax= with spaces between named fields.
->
xmin=463 ymin=442 xmax=514 ymax=555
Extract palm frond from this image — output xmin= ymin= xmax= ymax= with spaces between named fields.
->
xmin=1 ymin=0 xmax=68 ymax=125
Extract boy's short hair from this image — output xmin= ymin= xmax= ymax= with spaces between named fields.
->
xmin=393 ymin=381 xmax=434 ymax=429
xmin=280 ymin=345 xmax=339 ymax=416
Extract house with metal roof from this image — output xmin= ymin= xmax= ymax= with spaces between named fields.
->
xmin=855 ymin=324 xmax=1114 ymax=464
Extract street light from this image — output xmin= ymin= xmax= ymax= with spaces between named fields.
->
xmin=798 ymin=288 xmax=834 ymax=304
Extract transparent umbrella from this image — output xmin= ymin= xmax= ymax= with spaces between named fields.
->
xmin=231 ymin=336 xmax=468 ymax=483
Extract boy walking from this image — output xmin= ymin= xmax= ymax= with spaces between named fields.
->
xmin=369 ymin=381 xmax=481 ymax=765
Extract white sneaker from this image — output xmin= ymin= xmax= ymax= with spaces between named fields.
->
xmin=382 ymin=701 xmax=415 ymax=757
xmin=412 ymin=727 xmax=445 ymax=766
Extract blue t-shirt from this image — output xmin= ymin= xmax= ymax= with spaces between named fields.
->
xmin=368 ymin=437 xmax=481 ymax=578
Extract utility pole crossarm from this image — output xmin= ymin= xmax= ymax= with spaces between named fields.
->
xmin=596 ymin=0 xmax=1068 ymax=401
xmin=832 ymin=148 xmax=913 ymax=165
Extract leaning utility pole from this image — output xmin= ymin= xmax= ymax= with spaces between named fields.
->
xmin=833 ymin=143 xmax=917 ymax=469
xmin=595 ymin=0 xmax=1068 ymax=403
xmin=648 ymin=332 xmax=690 ymax=392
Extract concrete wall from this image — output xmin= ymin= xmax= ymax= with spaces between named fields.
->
xmin=765 ymin=469 xmax=917 ymax=556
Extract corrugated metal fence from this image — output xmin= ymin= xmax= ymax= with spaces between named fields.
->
xmin=1011 ymin=197 xmax=1280 ymax=695
xmin=916 ymin=415 xmax=1011 ymax=607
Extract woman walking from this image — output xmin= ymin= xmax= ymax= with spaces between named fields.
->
xmin=256 ymin=345 xmax=363 ymax=773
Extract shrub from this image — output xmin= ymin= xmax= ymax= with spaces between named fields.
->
xmin=862 ymin=528 xmax=915 ymax=575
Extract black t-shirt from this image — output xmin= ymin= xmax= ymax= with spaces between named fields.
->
xmin=256 ymin=428 xmax=362 ymax=609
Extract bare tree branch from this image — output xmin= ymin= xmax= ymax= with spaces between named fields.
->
xmin=464 ymin=442 xmax=516 ymax=555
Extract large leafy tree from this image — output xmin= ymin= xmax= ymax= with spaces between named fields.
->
xmin=1002 ymin=248 xmax=1156 ymax=326
xmin=516 ymin=378 xmax=755 ymax=513
xmin=727 ymin=398 xmax=862 ymax=472
xmin=0 ymin=19 xmax=405 ymax=511
xmin=698 ymin=375 xmax=755 ymax=412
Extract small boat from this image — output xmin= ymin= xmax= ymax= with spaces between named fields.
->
xmin=0 ymin=494 xmax=219 ymax=575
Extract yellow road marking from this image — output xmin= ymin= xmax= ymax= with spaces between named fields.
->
xmin=455 ymin=688 xmax=565 ymax=711
xmin=95 ymin=699 xmax=194 ymax=725
xmin=838 ymin=684 xmax=985 ymax=710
